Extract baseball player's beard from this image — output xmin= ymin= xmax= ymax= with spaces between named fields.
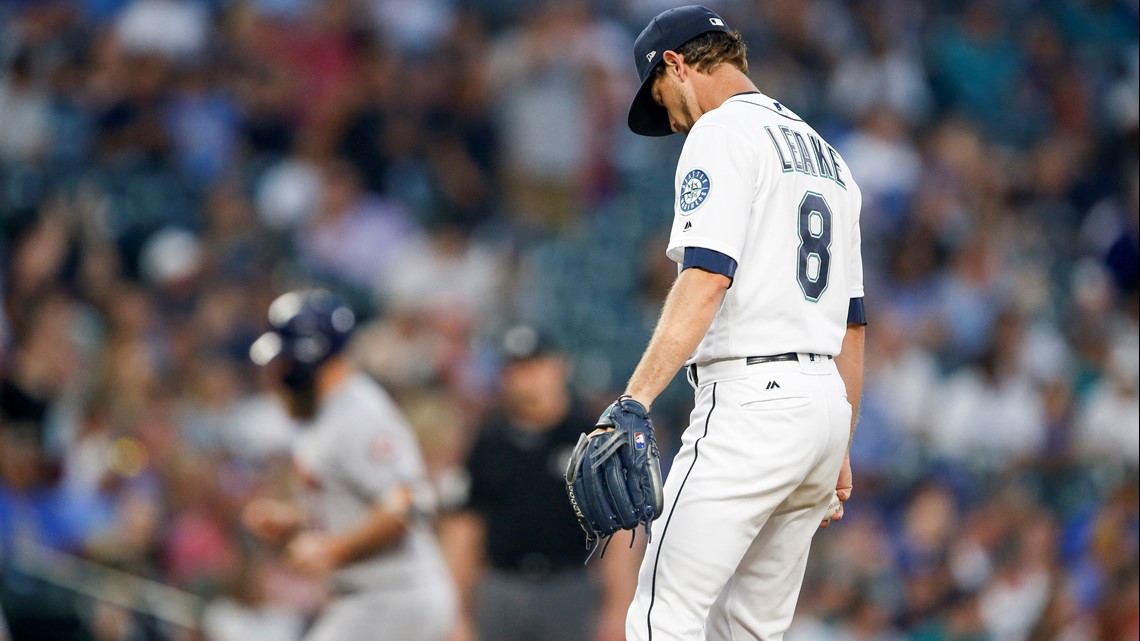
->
xmin=280 ymin=362 xmax=320 ymax=421
xmin=283 ymin=384 xmax=318 ymax=421
xmin=674 ymin=95 xmax=693 ymax=132
xmin=677 ymin=93 xmax=696 ymax=135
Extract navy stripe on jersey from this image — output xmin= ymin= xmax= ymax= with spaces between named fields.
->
xmin=683 ymin=247 xmax=738 ymax=280
xmin=847 ymin=297 xmax=867 ymax=325
xmin=646 ymin=383 xmax=717 ymax=640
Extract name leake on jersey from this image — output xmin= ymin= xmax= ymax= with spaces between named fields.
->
xmin=764 ymin=124 xmax=847 ymax=190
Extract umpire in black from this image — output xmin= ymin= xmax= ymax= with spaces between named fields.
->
xmin=442 ymin=325 xmax=637 ymax=641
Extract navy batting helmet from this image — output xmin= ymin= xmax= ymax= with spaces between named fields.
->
xmin=249 ymin=289 xmax=356 ymax=369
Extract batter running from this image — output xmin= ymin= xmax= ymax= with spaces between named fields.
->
xmin=243 ymin=289 xmax=457 ymax=641
xmin=618 ymin=6 xmax=867 ymax=640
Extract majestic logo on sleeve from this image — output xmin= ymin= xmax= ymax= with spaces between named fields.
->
xmin=679 ymin=169 xmax=710 ymax=214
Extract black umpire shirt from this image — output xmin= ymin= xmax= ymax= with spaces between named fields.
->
xmin=464 ymin=403 xmax=594 ymax=578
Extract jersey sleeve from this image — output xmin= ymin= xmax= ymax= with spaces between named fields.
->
xmin=666 ymin=123 xmax=760 ymax=264
xmin=340 ymin=400 xmax=427 ymax=501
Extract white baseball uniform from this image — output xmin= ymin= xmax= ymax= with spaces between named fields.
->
xmin=626 ymin=92 xmax=864 ymax=641
xmin=293 ymin=373 xmax=457 ymax=641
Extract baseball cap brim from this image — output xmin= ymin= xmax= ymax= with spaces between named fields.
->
xmin=249 ymin=331 xmax=283 ymax=366
xmin=627 ymin=6 xmax=732 ymax=137
xmin=628 ymin=74 xmax=674 ymax=137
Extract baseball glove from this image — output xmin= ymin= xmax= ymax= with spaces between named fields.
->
xmin=565 ymin=396 xmax=664 ymax=561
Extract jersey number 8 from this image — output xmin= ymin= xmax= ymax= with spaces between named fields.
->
xmin=797 ymin=192 xmax=832 ymax=302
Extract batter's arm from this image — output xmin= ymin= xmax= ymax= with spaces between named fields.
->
xmin=325 ymin=486 xmax=414 ymax=567
xmin=285 ymin=486 xmax=414 ymax=575
xmin=242 ymin=498 xmax=305 ymax=545
xmin=624 ymin=267 xmax=730 ymax=408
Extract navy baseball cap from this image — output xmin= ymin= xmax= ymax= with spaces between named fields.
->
xmin=628 ymin=5 xmax=732 ymax=137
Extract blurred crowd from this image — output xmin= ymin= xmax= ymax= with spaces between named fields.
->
xmin=0 ymin=0 xmax=1136 ymax=640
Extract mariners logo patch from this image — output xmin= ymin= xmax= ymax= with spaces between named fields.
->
xmin=679 ymin=169 xmax=710 ymax=214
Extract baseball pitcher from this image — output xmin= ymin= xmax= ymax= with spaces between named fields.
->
xmin=566 ymin=6 xmax=866 ymax=641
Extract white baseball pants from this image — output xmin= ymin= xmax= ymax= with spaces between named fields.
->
xmin=626 ymin=353 xmax=850 ymax=641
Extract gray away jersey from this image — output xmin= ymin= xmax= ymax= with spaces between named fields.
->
xmin=292 ymin=373 xmax=450 ymax=594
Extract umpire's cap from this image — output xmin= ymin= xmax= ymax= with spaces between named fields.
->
xmin=249 ymin=289 xmax=356 ymax=367
xmin=628 ymin=5 xmax=731 ymax=137
xmin=499 ymin=324 xmax=560 ymax=362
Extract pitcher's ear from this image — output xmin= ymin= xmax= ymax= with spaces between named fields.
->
xmin=661 ymin=50 xmax=685 ymax=77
